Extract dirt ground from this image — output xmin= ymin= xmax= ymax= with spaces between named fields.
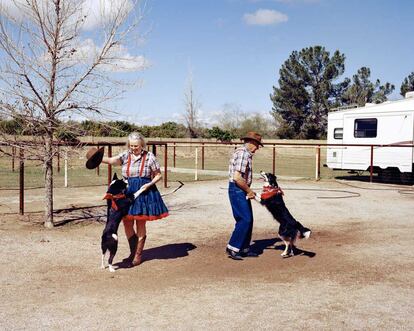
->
xmin=1 ymin=178 xmax=413 ymax=330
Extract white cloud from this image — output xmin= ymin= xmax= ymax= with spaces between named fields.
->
xmin=81 ymin=0 xmax=134 ymax=30
xmin=0 ymin=0 xmax=134 ymax=31
xmin=243 ymin=9 xmax=288 ymax=26
xmin=64 ymin=38 xmax=149 ymax=73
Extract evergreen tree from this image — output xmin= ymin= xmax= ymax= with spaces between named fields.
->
xmin=270 ymin=46 xmax=348 ymax=139
xmin=342 ymin=67 xmax=395 ymax=106
xmin=400 ymin=72 xmax=414 ymax=97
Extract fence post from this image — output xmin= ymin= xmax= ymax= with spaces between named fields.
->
xmin=315 ymin=145 xmax=321 ymax=181
xmin=57 ymin=145 xmax=60 ymax=173
xmin=107 ymin=145 xmax=112 ymax=186
xmin=19 ymin=148 xmax=24 ymax=215
xmin=164 ymin=144 xmax=168 ymax=188
xmin=64 ymin=150 xmax=68 ymax=188
xmin=201 ymin=143 xmax=205 ymax=170
xmin=370 ymin=145 xmax=374 ymax=183
xmin=152 ymin=144 xmax=157 ymax=156
xmin=195 ymin=147 xmax=198 ymax=181
xmin=12 ymin=146 xmax=15 ymax=172
xmin=272 ymin=145 xmax=276 ymax=174
xmin=96 ymin=144 xmax=100 ymax=176
xmin=173 ymin=142 xmax=176 ymax=168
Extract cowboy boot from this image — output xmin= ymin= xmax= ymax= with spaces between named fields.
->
xmin=125 ymin=234 xmax=137 ymax=262
xmin=132 ymin=235 xmax=146 ymax=266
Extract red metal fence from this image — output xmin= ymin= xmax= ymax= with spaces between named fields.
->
xmin=1 ymin=140 xmax=413 ymax=215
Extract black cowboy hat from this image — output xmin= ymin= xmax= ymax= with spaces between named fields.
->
xmin=85 ymin=146 xmax=105 ymax=169
xmin=241 ymin=131 xmax=263 ymax=146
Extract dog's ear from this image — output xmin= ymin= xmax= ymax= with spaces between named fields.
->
xmin=112 ymin=173 xmax=118 ymax=181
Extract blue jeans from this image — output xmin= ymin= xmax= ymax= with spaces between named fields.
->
xmin=227 ymin=182 xmax=253 ymax=253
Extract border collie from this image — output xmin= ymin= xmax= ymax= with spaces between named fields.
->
xmin=259 ymin=171 xmax=311 ymax=258
xmin=101 ymin=173 xmax=134 ymax=272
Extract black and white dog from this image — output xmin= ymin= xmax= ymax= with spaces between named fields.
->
xmin=101 ymin=173 xmax=146 ymax=272
xmin=258 ymin=171 xmax=311 ymax=258
xmin=101 ymin=173 xmax=133 ymax=272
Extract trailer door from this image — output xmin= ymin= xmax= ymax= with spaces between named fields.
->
xmin=326 ymin=117 xmax=344 ymax=168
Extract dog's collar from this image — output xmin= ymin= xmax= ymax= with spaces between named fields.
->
xmin=260 ymin=186 xmax=284 ymax=200
xmin=103 ymin=193 xmax=127 ymax=211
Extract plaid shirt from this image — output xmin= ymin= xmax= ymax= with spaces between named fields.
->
xmin=228 ymin=145 xmax=253 ymax=186
xmin=118 ymin=150 xmax=160 ymax=178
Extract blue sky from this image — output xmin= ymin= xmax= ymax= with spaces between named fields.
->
xmin=96 ymin=0 xmax=414 ymax=125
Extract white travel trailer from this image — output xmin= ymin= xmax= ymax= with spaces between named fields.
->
xmin=326 ymin=92 xmax=414 ymax=182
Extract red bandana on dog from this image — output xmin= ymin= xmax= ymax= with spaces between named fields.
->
xmin=260 ymin=186 xmax=284 ymax=200
xmin=103 ymin=193 xmax=127 ymax=211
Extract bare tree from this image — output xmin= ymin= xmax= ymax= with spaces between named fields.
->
xmin=183 ymin=69 xmax=200 ymax=138
xmin=0 ymin=0 xmax=147 ymax=227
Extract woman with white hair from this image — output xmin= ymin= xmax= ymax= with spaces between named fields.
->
xmin=101 ymin=132 xmax=168 ymax=266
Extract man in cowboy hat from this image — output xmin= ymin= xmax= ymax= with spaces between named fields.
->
xmin=226 ymin=131 xmax=263 ymax=260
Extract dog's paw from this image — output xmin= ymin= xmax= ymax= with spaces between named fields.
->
xmin=302 ymin=230 xmax=311 ymax=239
xmin=100 ymin=264 xmax=105 ymax=270
xmin=109 ymin=265 xmax=116 ymax=272
xmin=281 ymin=250 xmax=294 ymax=258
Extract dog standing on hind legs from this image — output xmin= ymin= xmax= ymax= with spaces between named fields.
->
xmin=258 ymin=171 xmax=311 ymax=258
xmin=101 ymin=173 xmax=134 ymax=272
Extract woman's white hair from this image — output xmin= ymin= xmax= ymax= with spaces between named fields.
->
xmin=127 ymin=132 xmax=146 ymax=149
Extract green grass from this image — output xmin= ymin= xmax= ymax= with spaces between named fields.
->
xmin=0 ymin=144 xmax=356 ymax=190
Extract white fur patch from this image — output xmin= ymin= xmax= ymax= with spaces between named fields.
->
xmin=112 ymin=234 xmax=118 ymax=241
xmin=109 ymin=265 xmax=116 ymax=272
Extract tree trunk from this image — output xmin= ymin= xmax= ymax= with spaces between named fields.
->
xmin=44 ymin=135 xmax=54 ymax=228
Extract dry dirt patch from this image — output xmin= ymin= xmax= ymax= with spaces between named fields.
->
xmin=1 ymin=179 xmax=413 ymax=330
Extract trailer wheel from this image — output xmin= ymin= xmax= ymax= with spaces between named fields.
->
xmin=379 ymin=168 xmax=399 ymax=184
xmin=400 ymin=172 xmax=414 ymax=185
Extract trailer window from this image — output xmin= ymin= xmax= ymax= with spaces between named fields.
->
xmin=354 ymin=118 xmax=377 ymax=138
xmin=334 ymin=128 xmax=343 ymax=139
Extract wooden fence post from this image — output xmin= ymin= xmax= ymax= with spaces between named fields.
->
xmin=12 ymin=146 xmax=15 ymax=172
xmin=201 ymin=143 xmax=205 ymax=170
xmin=64 ymin=150 xmax=68 ymax=188
xmin=164 ymin=144 xmax=168 ymax=188
xmin=19 ymin=148 xmax=24 ymax=215
xmin=173 ymin=143 xmax=176 ymax=168
xmin=107 ymin=145 xmax=112 ymax=186
xmin=195 ymin=147 xmax=198 ymax=181
xmin=96 ymin=144 xmax=100 ymax=176
xmin=57 ymin=145 xmax=60 ymax=173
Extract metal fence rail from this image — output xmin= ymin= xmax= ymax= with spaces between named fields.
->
xmin=1 ymin=140 xmax=413 ymax=215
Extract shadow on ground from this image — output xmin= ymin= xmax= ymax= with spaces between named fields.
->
xmin=251 ymin=237 xmax=316 ymax=258
xmin=115 ymin=242 xmax=197 ymax=269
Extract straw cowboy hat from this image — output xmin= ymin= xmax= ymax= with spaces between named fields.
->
xmin=241 ymin=131 xmax=263 ymax=146
xmin=85 ymin=146 xmax=105 ymax=169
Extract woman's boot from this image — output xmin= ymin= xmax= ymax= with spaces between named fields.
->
xmin=125 ymin=234 xmax=137 ymax=262
xmin=132 ymin=235 xmax=146 ymax=266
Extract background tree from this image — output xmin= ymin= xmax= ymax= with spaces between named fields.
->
xmin=207 ymin=126 xmax=236 ymax=142
xmin=239 ymin=113 xmax=273 ymax=138
xmin=342 ymin=67 xmax=395 ymax=106
xmin=183 ymin=69 xmax=201 ymax=138
xmin=270 ymin=46 xmax=349 ymax=139
xmin=150 ymin=122 xmax=187 ymax=138
xmin=217 ymin=103 xmax=244 ymax=135
xmin=400 ymin=72 xmax=414 ymax=97
xmin=0 ymin=0 xmax=146 ymax=227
